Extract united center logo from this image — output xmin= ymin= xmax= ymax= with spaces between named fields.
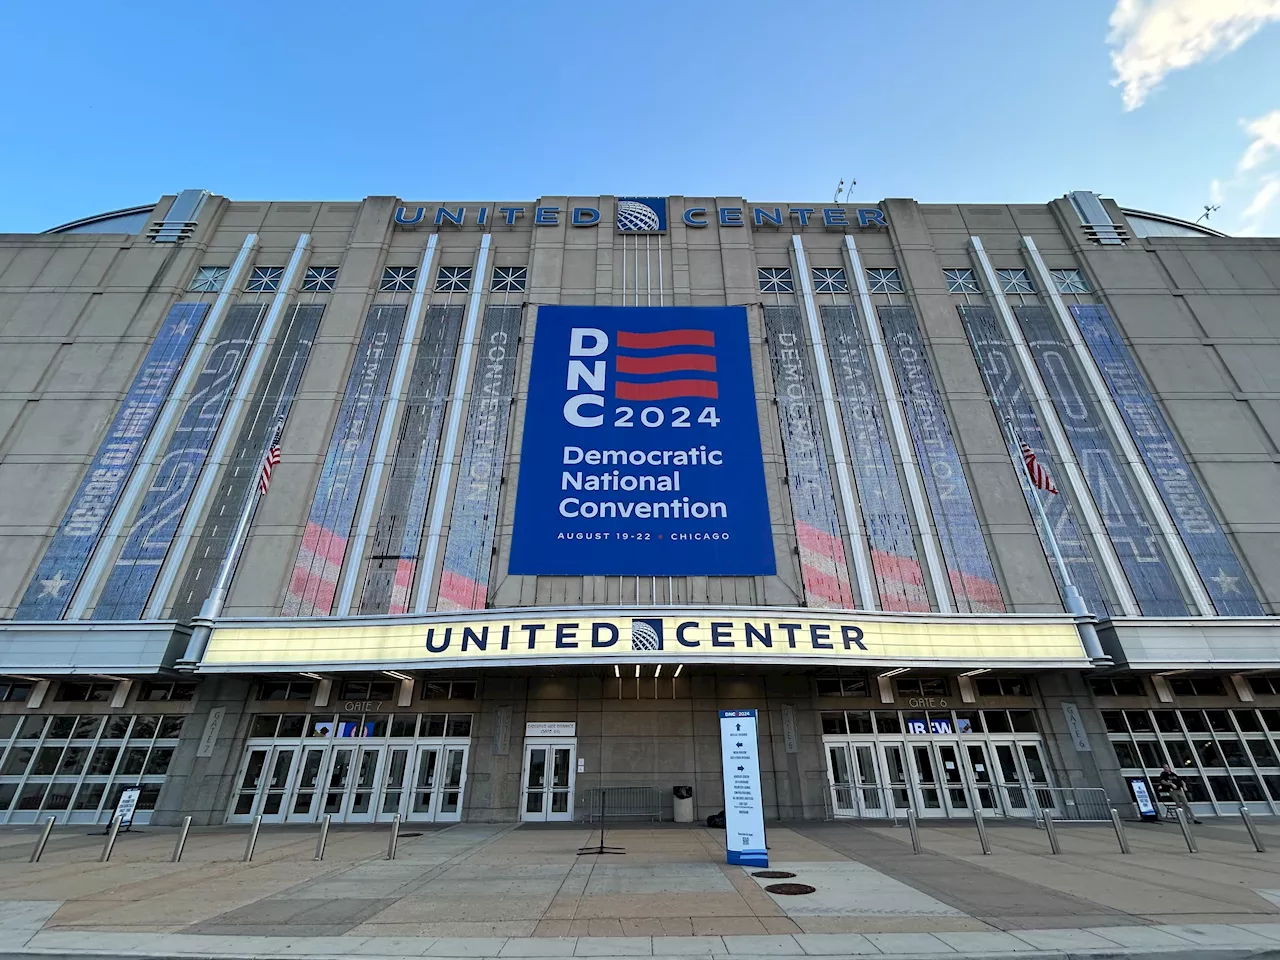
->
xmin=631 ymin=618 xmax=664 ymax=651
xmin=615 ymin=198 xmax=667 ymax=234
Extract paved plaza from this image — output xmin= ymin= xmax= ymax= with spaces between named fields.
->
xmin=1 ymin=819 xmax=1280 ymax=957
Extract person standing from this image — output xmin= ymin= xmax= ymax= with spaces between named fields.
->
xmin=1156 ymin=765 xmax=1202 ymax=824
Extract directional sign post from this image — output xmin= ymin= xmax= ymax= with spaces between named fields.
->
xmin=719 ymin=710 xmax=767 ymax=867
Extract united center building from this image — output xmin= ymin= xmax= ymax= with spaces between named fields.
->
xmin=1 ymin=190 xmax=1279 ymax=826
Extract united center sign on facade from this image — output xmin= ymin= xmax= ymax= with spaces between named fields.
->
xmin=199 ymin=609 xmax=1090 ymax=671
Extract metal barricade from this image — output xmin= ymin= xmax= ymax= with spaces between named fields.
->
xmin=1032 ymin=787 xmax=1112 ymax=823
xmin=824 ymin=782 xmax=903 ymax=825
xmin=582 ymin=785 xmax=661 ymax=822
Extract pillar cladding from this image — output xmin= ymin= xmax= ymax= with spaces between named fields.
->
xmin=819 ymin=304 xmax=930 ymax=612
xmin=763 ymin=305 xmax=857 ymax=609
xmin=958 ymin=304 xmax=1111 ymax=617
xmin=436 ymin=306 xmax=522 ymax=612
xmin=1070 ymin=303 xmax=1264 ymax=616
xmin=358 ymin=306 xmax=465 ymax=615
xmin=171 ymin=304 xmax=324 ymax=622
xmin=283 ymin=304 xmax=407 ymax=617
xmin=93 ymin=304 xmax=269 ymax=621
xmin=16 ymin=303 xmax=208 ymax=620
xmin=877 ymin=304 xmax=1006 ymax=613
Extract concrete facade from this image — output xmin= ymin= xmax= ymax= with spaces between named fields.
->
xmin=1 ymin=190 xmax=1280 ymax=826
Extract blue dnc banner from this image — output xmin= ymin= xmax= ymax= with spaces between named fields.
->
xmin=510 ymin=306 xmax=774 ymax=576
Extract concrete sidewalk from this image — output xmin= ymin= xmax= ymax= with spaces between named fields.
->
xmin=2 ymin=818 xmax=1280 ymax=958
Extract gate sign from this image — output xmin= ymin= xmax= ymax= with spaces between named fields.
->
xmin=510 ymin=306 xmax=774 ymax=576
xmin=719 ymin=709 xmax=767 ymax=868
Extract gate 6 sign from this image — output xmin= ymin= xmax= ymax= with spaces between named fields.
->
xmin=510 ymin=306 xmax=774 ymax=576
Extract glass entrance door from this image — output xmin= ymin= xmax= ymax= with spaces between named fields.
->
xmin=521 ymin=741 xmax=575 ymax=822
xmin=379 ymin=747 xmax=412 ymax=819
xmin=230 ymin=746 xmax=301 ymax=822
xmin=287 ymin=747 xmax=326 ymax=821
xmin=826 ymin=744 xmax=855 ymax=816
xmin=962 ymin=741 xmax=1001 ymax=814
xmin=346 ymin=746 xmax=383 ymax=822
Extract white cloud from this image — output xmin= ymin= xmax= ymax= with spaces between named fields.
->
xmin=1109 ymin=0 xmax=1280 ymax=110
xmin=1242 ymin=176 xmax=1280 ymax=218
xmin=1240 ymin=110 xmax=1280 ymax=171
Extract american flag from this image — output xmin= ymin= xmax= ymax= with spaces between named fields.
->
xmin=1021 ymin=442 xmax=1057 ymax=494
xmin=258 ymin=419 xmax=284 ymax=496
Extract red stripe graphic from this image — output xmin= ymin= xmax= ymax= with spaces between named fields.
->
xmin=617 ymin=329 xmax=715 ymax=349
xmin=437 ymin=569 xmax=486 ymax=612
xmin=796 ymin=520 xmax=856 ymax=609
xmin=616 ymin=353 xmax=717 ymax=375
xmin=615 ymin=380 xmax=719 ymax=401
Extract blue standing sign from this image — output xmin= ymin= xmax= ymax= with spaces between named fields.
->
xmin=720 ymin=710 xmax=767 ymax=867
xmin=510 ymin=306 xmax=774 ymax=576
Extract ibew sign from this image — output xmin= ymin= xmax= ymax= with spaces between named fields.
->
xmin=394 ymin=199 xmax=885 ymax=231
xmin=719 ymin=710 xmax=767 ymax=868
xmin=508 ymin=306 xmax=775 ymax=576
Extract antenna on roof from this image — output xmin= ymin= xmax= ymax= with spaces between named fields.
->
xmin=1195 ymin=204 xmax=1221 ymax=224
xmin=833 ymin=179 xmax=844 ymax=203
xmin=833 ymin=178 xmax=857 ymax=203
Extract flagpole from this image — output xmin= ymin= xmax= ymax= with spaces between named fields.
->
xmin=1000 ymin=416 xmax=1107 ymax=663
xmin=179 ymin=416 xmax=284 ymax=667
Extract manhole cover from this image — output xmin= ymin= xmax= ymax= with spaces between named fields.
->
xmin=765 ymin=882 xmax=816 ymax=896
xmin=752 ymin=870 xmax=796 ymax=879
xmin=399 ymin=832 xmax=424 ymax=838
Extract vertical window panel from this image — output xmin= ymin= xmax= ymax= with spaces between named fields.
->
xmin=877 ymin=305 xmax=1004 ymax=612
xmin=763 ymin=306 xmax=856 ymax=608
xmin=283 ymin=304 xmax=408 ymax=616
xmin=1071 ymin=304 xmax=1262 ymax=615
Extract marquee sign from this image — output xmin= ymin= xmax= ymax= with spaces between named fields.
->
xmin=198 ymin=609 xmax=1089 ymax=671
xmin=509 ymin=306 xmax=774 ymax=576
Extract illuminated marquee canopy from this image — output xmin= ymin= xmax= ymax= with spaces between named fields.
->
xmin=199 ymin=607 xmax=1089 ymax=672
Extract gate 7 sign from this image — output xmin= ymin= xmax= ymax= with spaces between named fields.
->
xmin=509 ymin=306 xmax=774 ymax=576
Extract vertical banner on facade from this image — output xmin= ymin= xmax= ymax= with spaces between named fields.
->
xmin=359 ymin=306 xmax=465 ymax=614
xmin=171 ymin=304 xmax=324 ymax=621
xmin=763 ymin=306 xmax=855 ymax=608
xmin=16 ymin=303 xmax=208 ymax=619
xmin=1070 ymin=304 xmax=1262 ymax=616
xmin=1016 ymin=305 xmax=1187 ymax=616
xmin=877 ymin=305 xmax=1005 ymax=613
xmin=438 ymin=306 xmax=522 ymax=609
xmin=820 ymin=305 xmax=928 ymax=611
xmin=92 ymin=304 xmax=267 ymax=621
xmin=719 ymin=710 xmax=767 ymax=868
xmin=958 ymin=305 xmax=1111 ymax=616
xmin=283 ymin=304 xmax=407 ymax=617
xmin=509 ymin=306 xmax=774 ymax=577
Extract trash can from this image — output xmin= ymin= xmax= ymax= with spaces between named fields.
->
xmin=673 ymin=785 xmax=694 ymax=823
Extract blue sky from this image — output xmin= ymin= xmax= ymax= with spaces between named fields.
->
xmin=3 ymin=0 xmax=1280 ymax=235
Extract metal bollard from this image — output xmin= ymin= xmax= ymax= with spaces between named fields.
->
xmin=314 ymin=814 xmax=331 ymax=861
xmin=973 ymin=807 xmax=991 ymax=855
xmin=1174 ymin=808 xmax=1198 ymax=853
xmin=171 ymin=815 xmax=192 ymax=862
xmin=100 ymin=814 xmax=123 ymax=862
xmin=1241 ymin=806 xmax=1267 ymax=853
xmin=29 ymin=816 xmax=55 ymax=863
xmin=1042 ymin=810 xmax=1062 ymax=855
xmin=906 ymin=808 xmax=922 ymax=854
xmin=386 ymin=813 xmax=401 ymax=860
xmin=1110 ymin=808 xmax=1131 ymax=854
xmin=242 ymin=814 xmax=262 ymax=862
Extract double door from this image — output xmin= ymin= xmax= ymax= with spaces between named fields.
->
xmin=231 ymin=742 xmax=468 ymax=824
xmin=521 ymin=740 xmax=575 ymax=822
xmin=825 ymin=737 xmax=1053 ymax=819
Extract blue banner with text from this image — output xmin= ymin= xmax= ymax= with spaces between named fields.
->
xmin=509 ymin=306 xmax=774 ymax=576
